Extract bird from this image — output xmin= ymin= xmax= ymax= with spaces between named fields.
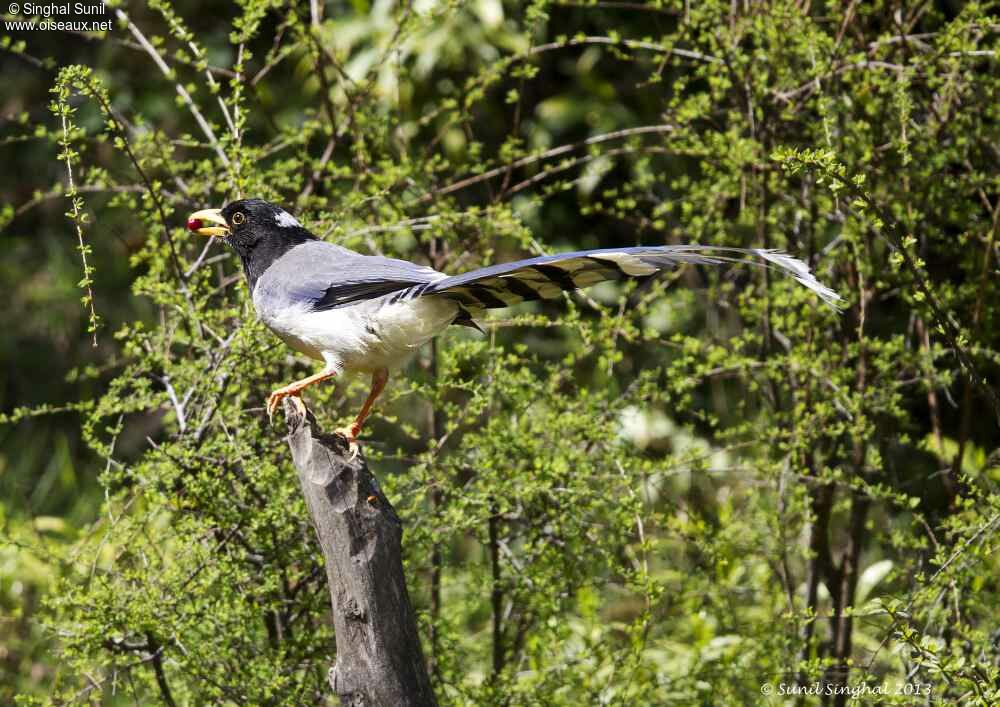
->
xmin=187 ymin=198 xmax=840 ymax=452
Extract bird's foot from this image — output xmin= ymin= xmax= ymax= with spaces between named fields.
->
xmin=267 ymin=387 xmax=306 ymax=423
xmin=333 ymin=423 xmax=362 ymax=460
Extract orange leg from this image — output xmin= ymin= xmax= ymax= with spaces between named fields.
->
xmin=267 ymin=367 xmax=337 ymax=420
xmin=334 ymin=367 xmax=389 ymax=455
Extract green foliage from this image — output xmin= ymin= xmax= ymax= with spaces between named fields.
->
xmin=2 ymin=0 xmax=999 ymax=704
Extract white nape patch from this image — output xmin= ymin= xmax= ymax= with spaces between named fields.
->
xmin=274 ymin=209 xmax=302 ymax=228
xmin=597 ymin=252 xmax=659 ymax=276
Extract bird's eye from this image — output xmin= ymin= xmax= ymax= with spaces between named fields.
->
xmin=232 ymin=212 xmax=246 ymax=225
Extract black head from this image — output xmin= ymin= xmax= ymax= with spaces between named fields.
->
xmin=188 ymin=198 xmax=317 ymax=289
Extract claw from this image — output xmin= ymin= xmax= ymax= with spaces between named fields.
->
xmin=333 ymin=424 xmax=361 ymax=460
xmin=267 ymin=388 xmax=302 ymax=424
xmin=267 ymin=392 xmax=281 ymax=422
xmin=265 ymin=368 xmax=337 ymax=425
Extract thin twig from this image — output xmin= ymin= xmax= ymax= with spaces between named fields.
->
xmin=251 ymin=22 xmax=290 ymax=86
xmin=506 ymin=145 xmax=670 ymax=196
xmin=529 ymin=36 xmax=721 ymax=64
xmin=552 ymin=1 xmax=680 ymax=13
xmin=11 ymin=184 xmax=147 ymax=221
xmin=418 ymin=124 xmax=675 ymax=202
xmin=834 ymin=175 xmax=1000 ymax=423
xmin=950 ymin=194 xmax=1000 ymax=486
xmin=89 ymin=92 xmax=187 ymax=287
xmin=157 ymin=375 xmax=187 ymax=433
xmin=115 ymin=9 xmax=230 ymax=169
xmin=145 ymin=633 xmax=178 ymax=707
xmin=58 ymin=106 xmax=99 ymax=347
xmin=772 ymin=60 xmax=907 ymax=103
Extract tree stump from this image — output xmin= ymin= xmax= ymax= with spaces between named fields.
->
xmin=283 ymin=399 xmax=437 ymax=706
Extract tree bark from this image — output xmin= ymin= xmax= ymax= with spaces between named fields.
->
xmin=283 ymin=400 xmax=437 ymax=707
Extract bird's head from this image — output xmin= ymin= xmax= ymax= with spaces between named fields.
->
xmin=187 ymin=198 xmax=313 ymax=258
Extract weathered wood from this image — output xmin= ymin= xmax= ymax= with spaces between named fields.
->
xmin=284 ymin=399 xmax=437 ymax=707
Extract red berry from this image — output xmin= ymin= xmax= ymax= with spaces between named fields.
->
xmin=187 ymin=217 xmax=202 ymax=231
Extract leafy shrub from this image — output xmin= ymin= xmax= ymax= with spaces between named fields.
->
xmin=2 ymin=1 xmax=998 ymax=704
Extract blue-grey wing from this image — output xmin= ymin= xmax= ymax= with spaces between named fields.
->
xmin=418 ymin=246 xmax=840 ymax=308
xmin=256 ymin=240 xmax=445 ymax=312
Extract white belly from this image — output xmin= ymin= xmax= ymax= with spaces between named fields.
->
xmin=257 ymin=296 xmax=459 ymax=374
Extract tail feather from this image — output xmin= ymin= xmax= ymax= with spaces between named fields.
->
xmin=419 ymin=245 xmax=841 ymax=310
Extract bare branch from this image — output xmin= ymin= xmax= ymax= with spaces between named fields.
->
xmin=115 ymin=9 xmax=231 ymax=169
xmin=418 ymin=124 xmax=676 ymax=202
xmin=529 ymin=35 xmax=720 ymax=64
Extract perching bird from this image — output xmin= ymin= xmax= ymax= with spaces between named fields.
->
xmin=188 ymin=199 xmax=839 ymax=450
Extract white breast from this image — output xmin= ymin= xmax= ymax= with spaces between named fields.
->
xmin=253 ymin=288 xmax=459 ymax=374
xmin=362 ymin=297 xmax=459 ymax=369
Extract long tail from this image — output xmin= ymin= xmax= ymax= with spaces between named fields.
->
xmin=415 ymin=245 xmax=841 ymax=312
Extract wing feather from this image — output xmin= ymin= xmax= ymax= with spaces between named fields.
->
xmin=256 ymin=241 xmax=445 ymax=312
xmin=419 ymin=246 xmax=841 ymax=309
